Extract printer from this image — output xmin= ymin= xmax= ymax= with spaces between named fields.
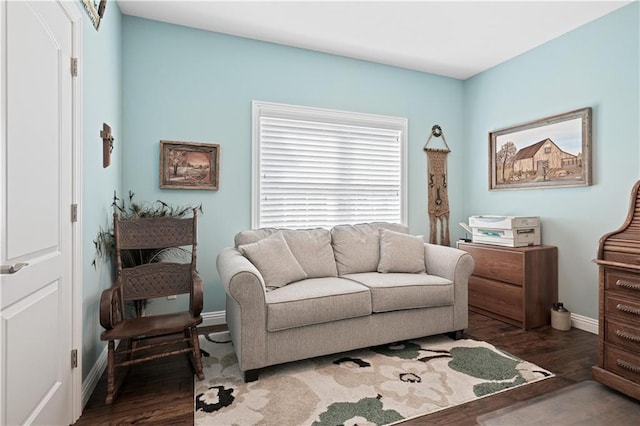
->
xmin=468 ymin=215 xmax=541 ymax=247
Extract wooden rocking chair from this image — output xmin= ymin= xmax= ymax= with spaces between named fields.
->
xmin=99 ymin=209 xmax=204 ymax=404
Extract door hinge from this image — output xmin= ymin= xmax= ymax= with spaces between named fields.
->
xmin=71 ymin=349 xmax=78 ymax=368
xmin=71 ymin=204 xmax=78 ymax=222
xmin=71 ymin=57 xmax=78 ymax=77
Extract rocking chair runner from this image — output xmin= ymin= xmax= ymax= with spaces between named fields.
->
xmin=99 ymin=209 xmax=204 ymax=404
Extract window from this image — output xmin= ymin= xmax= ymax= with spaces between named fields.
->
xmin=252 ymin=101 xmax=407 ymax=229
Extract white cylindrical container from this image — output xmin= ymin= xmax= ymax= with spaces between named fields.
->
xmin=551 ymin=303 xmax=571 ymax=331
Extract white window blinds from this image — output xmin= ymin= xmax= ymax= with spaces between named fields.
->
xmin=252 ymin=101 xmax=407 ymax=229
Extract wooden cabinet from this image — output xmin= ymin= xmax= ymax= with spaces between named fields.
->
xmin=593 ymin=180 xmax=640 ymax=400
xmin=457 ymin=242 xmax=558 ymax=330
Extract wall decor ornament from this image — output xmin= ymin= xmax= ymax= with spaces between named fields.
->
xmin=160 ymin=140 xmax=220 ymax=190
xmin=424 ymin=125 xmax=450 ymax=246
xmin=100 ymin=122 xmax=114 ymax=168
xmin=82 ymin=0 xmax=107 ymax=30
xmin=489 ymin=107 xmax=592 ymax=190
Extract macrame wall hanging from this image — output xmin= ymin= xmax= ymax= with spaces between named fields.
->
xmin=424 ymin=125 xmax=451 ymax=246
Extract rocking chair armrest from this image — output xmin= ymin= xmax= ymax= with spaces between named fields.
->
xmin=99 ymin=284 xmax=123 ymax=330
xmin=191 ymin=273 xmax=204 ymax=317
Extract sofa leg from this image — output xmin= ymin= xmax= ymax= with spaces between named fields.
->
xmin=244 ymin=369 xmax=259 ymax=382
xmin=448 ymin=330 xmax=464 ymax=340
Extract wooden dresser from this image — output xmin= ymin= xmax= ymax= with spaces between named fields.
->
xmin=457 ymin=242 xmax=558 ymax=330
xmin=593 ymin=180 xmax=640 ymax=400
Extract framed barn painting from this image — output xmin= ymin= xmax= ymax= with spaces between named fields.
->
xmin=160 ymin=140 xmax=220 ymax=190
xmin=489 ymin=107 xmax=592 ymax=190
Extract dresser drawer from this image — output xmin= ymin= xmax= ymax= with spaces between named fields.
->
xmin=605 ymin=295 xmax=640 ymax=322
xmin=468 ymin=276 xmax=523 ymax=322
xmin=604 ymin=344 xmax=640 ymax=385
xmin=605 ymin=318 xmax=640 ymax=353
xmin=460 ymin=245 xmax=523 ymax=285
xmin=605 ymin=269 xmax=640 ymax=296
xmin=602 ymin=251 xmax=640 ymax=267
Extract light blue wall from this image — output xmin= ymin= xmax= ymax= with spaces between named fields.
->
xmin=120 ymin=16 xmax=465 ymax=314
xmin=79 ymin=1 xmax=639 ymax=383
xmin=81 ymin=1 xmax=122 ymax=379
xmin=463 ymin=2 xmax=640 ymax=320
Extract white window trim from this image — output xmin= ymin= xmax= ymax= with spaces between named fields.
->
xmin=251 ymin=101 xmax=408 ymax=229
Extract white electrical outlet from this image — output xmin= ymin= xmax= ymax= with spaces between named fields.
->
xmin=167 ymin=295 xmax=177 ymax=300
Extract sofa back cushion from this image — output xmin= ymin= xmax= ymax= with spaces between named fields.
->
xmin=377 ymin=228 xmax=426 ymax=273
xmin=331 ymin=222 xmax=408 ymax=275
xmin=235 ymin=228 xmax=278 ymax=247
xmin=282 ymin=229 xmax=338 ymax=278
xmin=235 ymin=227 xmax=338 ymax=278
xmin=238 ymin=232 xmax=308 ymax=290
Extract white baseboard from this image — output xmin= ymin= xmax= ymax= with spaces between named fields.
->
xmin=571 ymin=312 xmax=598 ymax=334
xmin=201 ymin=310 xmax=226 ymax=327
xmin=200 ymin=309 xmax=597 ymax=333
xmin=80 ymin=310 xmax=226 ymax=407
xmin=82 ymin=343 xmax=108 ymax=408
xmin=81 ymin=309 xmax=595 ymax=407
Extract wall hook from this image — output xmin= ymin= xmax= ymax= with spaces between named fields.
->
xmin=424 ymin=124 xmax=450 ymax=152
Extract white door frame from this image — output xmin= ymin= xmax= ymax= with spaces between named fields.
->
xmin=0 ymin=0 xmax=82 ymax=422
xmin=65 ymin=0 xmax=83 ymax=422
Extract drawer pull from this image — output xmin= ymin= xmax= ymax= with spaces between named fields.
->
xmin=616 ymin=279 xmax=640 ymax=291
xmin=616 ymin=304 xmax=640 ymax=316
xmin=615 ymin=329 xmax=640 ymax=343
xmin=617 ymin=359 xmax=640 ymax=374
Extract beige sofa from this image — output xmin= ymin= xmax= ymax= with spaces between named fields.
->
xmin=216 ymin=222 xmax=474 ymax=381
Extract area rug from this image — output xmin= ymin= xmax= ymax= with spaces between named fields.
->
xmin=194 ymin=332 xmax=553 ymax=426
xmin=477 ymin=380 xmax=640 ymax=425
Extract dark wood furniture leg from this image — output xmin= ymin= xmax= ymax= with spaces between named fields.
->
xmin=448 ymin=330 xmax=464 ymax=340
xmin=244 ymin=369 xmax=259 ymax=382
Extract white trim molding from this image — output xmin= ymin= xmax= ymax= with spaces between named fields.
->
xmin=80 ymin=308 xmax=597 ymax=408
xmin=66 ymin=0 xmax=84 ymax=419
xmin=200 ymin=309 xmax=598 ymax=333
xmin=570 ymin=312 xmax=598 ymax=334
xmin=201 ymin=310 xmax=226 ymax=327
xmin=82 ymin=343 xmax=108 ymax=408
xmin=81 ymin=310 xmax=227 ymax=408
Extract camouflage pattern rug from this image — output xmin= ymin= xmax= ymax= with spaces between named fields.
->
xmin=194 ymin=332 xmax=553 ymax=425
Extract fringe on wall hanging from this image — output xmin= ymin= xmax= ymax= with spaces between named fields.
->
xmin=424 ymin=125 xmax=451 ymax=246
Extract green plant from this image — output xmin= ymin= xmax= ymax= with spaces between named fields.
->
xmin=92 ymin=191 xmax=203 ymax=317
xmin=92 ymin=191 xmax=202 ymax=269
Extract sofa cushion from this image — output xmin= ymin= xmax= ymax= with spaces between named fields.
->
xmin=344 ymin=272 xmax=453 ymax=313
xmin=281 ymin=229 xmax=338 ymax=278
xmin=331 ymin=222 xmax=409 ymax=275
xmin=264 ymin=277 xmax=372 ymax=331
xmin=235 ymin=228 xmax=278 ymax=247
xmin=235 ymin=228 xmax=338 ymax=278
xmin=377 ymin=229 xmax=426 ymax=273
xmin=238 ymin=232 xmax=308 ymax=290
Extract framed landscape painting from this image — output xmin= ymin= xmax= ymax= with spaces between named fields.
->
xmin=160 ymin=140 xmax=220 ymax=190
xmin=489 ymin=107 xmax=592 ymax=190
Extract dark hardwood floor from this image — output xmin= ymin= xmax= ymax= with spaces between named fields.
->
xmin=76 ymin=311 xmax=598 ymax=425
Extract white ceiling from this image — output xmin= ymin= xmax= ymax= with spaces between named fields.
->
xmin=117 ymin=0 xmax=632 ymax=80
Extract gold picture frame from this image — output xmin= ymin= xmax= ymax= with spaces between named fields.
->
xmin=160 ymin=140 xmax=220 ymax=190
xmin=489 ymin=107 xmax=592 ymax=190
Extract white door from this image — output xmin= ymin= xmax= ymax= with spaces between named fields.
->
xmin=1 ymin=1 xmax=79 ymax=424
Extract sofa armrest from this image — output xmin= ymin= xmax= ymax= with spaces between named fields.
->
xmin=216 ymin=247 xmax=267 ymax=304
xmin=424 ymin=243 xmax=474 ymax=331
xmin=217 ymin=247 xmax=269 ymax=371
xmin=424 ymin=243 xmax=474 ymax=282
